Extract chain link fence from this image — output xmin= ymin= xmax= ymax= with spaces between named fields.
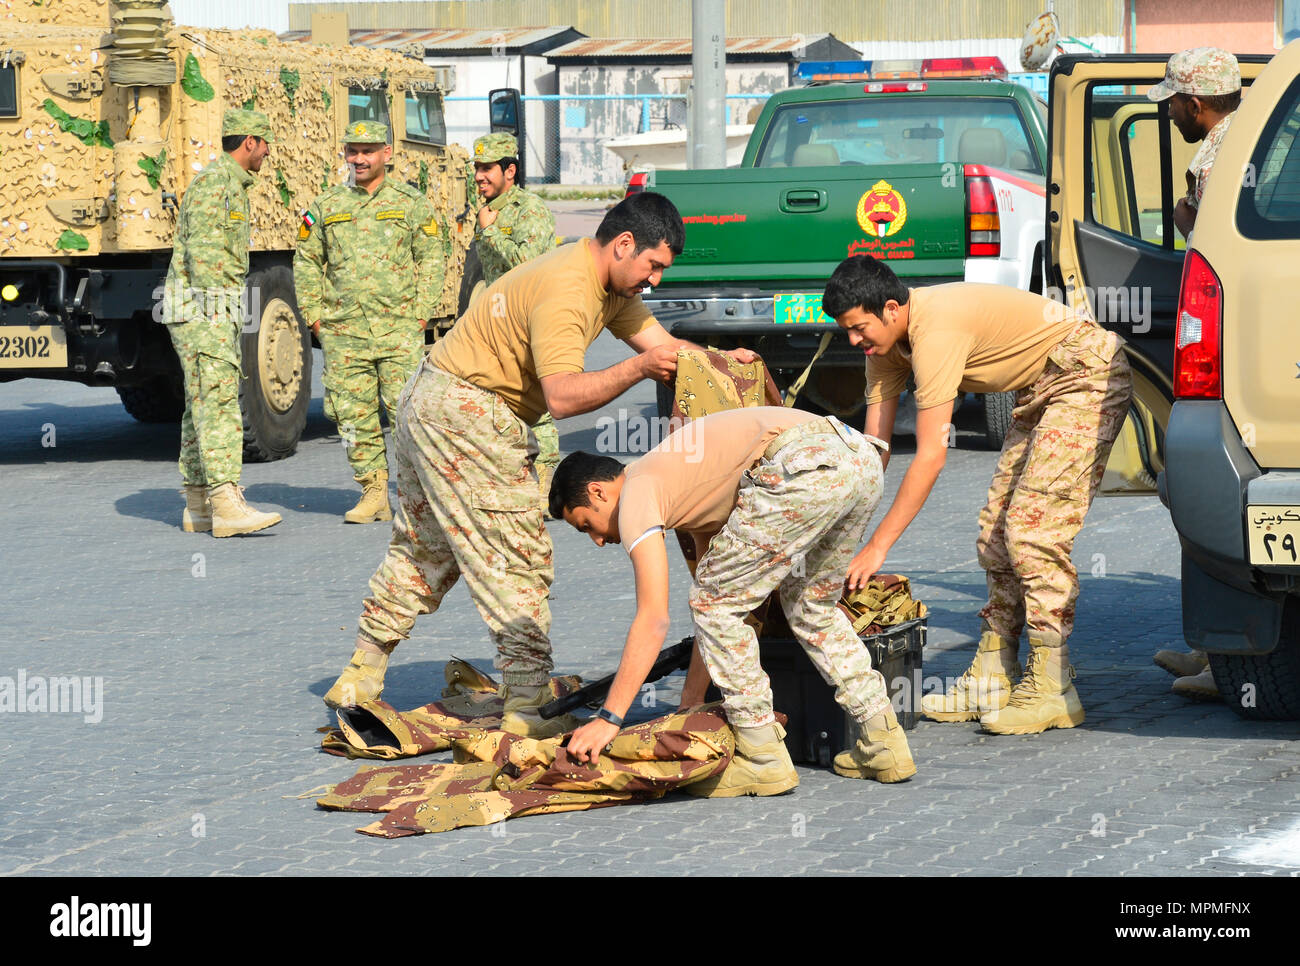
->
xmin=446 ymin=93 xmax=773 ymax=187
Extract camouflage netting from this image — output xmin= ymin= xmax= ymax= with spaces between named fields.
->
xmin=0 ymin=7 xmax=472 ymax=320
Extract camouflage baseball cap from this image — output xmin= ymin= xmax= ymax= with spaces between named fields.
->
xmin=473 ymin=132 xmax=518 ymax=164
xmin=342 ymin=120 xmax=390 ymax=144
xmin=1148 ymin=47 xmax=1241 ymax=101
xmin=222 ymin=108 xmax=274 ymax=143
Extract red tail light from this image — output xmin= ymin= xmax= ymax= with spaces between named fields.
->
xmin=625 ymin=171 xmax=649 ymax=197
xmin=1174 ymin=249 xmax=1223 ymax=399
xmin=964 ymin=171 xmax=1000 ymax=257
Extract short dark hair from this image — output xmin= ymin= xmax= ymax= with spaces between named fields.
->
xmin=821 ymin=255 xmax=911 ymax=319
xmin=1198 ymin=89 xmax=1241 ymax=115
xmin=222 ymin=133 xmax=261 ymax=153
xmin=548 ymin=451 xmax=625 ymax=521
xmin=499 ymin=156 xmax=522 ymax=186
xmin=595 ymin=191 xmax=685 ymax=256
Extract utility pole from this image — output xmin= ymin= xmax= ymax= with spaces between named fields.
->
xmin=689 ymin=0 xmax=726 ymax=169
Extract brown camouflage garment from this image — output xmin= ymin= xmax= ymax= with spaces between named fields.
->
xmin=976 ymin=320 xmax=1132 ymax=645
xmin=317 ymin=660 xmax=733 ymax=836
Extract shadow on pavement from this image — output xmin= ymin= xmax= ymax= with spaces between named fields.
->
xmin=0 ymin=401 xmax=178 ymax=464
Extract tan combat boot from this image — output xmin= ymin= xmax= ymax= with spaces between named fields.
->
xmin=921 ymin=629 xmax=1021 ymax=722
xmin=323 ymin=646 xmax=390 ymax=709
xmin=833 ymin=705 xmax=917 ymax=782
xmin=344 ymin=470 xmax=392 ymax=524
xmin=1172 ymin=666 xmax=1222 ymax=701
xmin=181 ymin=484 xmax=212 ymax=533
xmin=1154 ymin=648 xmax=1209 ymax=678
xmin=683 ymin=721 xmax=800 ymax=798
xmin=980 ymin=633 xmax=1085 ymax=735
xmin=500 ymin=684 xmax=580 ymax=739
xmin=208 ymin=482 xmax=281 ymax=537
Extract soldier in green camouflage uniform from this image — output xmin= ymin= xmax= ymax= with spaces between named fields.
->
xmin=471 ymin=132 xmax=561 ymax=492
xmin=294 ymin=120 xmax=447 ymax=523
xmin=162 ymin=108 xmax=281 ymax=538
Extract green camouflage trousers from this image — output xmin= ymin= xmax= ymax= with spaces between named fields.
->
xmin=320 ymin=330 xmax=424 ymax=479
xmin=357 ymin=362 xmax=554 ymax=686
xmin=977 ymin=320 xmax=1133 ymax=645
xmin=533 ymin=411 xmax=560 ymax=471
xmin=690 ymin=417 xmax=892 ymax=728
xmin=168 ymin=314 xmax=243 ymax=486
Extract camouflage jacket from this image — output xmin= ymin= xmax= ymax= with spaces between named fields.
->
xmin=162 ymin=152 xmax=253 ymax=342
xmin=1187 ymin=111 xmax=1237 ymax=209
xmin=474 ymin=184 xmax=556 ymax=285
xmin=294 ymin=177 xmax=446 ymax=338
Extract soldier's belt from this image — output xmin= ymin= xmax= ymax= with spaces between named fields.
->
xmin=760 ymin=415 xmax=885 ymax=462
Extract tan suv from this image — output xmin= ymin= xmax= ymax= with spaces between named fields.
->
xmin=1047 ymin=42 xmax=1300 ymax=719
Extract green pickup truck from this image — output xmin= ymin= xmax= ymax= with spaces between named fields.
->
xmin=630 ymin=71 xmax=1050 ymax=447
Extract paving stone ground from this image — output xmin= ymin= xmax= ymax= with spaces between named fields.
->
xmin=1 ymin=335 xmax=1297 ymax=877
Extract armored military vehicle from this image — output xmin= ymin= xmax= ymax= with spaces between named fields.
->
xmin=0 ymin=0 xmax=477 ymax=460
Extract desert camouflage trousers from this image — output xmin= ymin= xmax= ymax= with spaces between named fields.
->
xmin=168 ymin=313 xmax=243 ymax=487
xmin=977 ymin=320 xmax=1133 ymax=645
xmin=690 ymin=417 xmax=892 ymax=728
xmin=319 ymin=329 xmax=424 ymax=478
xmin=357 ymin=361 xmax=554 ymax=686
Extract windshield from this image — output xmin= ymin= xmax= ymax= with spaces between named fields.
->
xmin=755 ymin=96 xmax=1040 ymax=173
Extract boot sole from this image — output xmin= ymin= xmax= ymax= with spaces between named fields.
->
xmin=683 ymin=774 xmax=800 ymax=798
xmin=344 ymin=511 xmax=393 ymax=524
xmin=213 ymin=517 xmax=281 ymax=538
xmin=1172 ymin=686 xmax=1222 ymax=702
xmin=832 ymin=761 xmax=917 ymax=782
xmin=182 ymin=521 xmax=213 ymax=533
xmin=921 ymin=707 xmax=983 ymax=723
xmin=981 ymin=708 xmax=1085 ymax=735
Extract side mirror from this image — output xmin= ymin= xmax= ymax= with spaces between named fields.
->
xmin=488 ymin=88 xmax=526 ymax=181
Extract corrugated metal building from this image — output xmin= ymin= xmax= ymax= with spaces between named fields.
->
xmin=546 ymin=33 xmax=858 ymax=183
xmin=285 ymin=0 xmax=1125 ymax=45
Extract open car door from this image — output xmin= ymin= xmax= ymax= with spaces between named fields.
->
xmin=1046 ymin=53 xmax=1271 ymax=494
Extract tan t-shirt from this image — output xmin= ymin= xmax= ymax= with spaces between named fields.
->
xmin=618 ymin=407 xmax=819 ymax=552
xmin=428 ymin=240 xmax=656 ymax=424
xmin=866 ymin=283 xmax=1081 ymax=410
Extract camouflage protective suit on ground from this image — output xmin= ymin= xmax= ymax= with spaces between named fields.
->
xmin=316 ymin=659 xmax=733 ymax=836
xmin=294 ymin=172 xmax=446 ymax=479
xmin=162 ymin=151 xmax=254 ymax=486
xmin=690 ymin=416 xmax=893 ymax=728
xmin=474 ymin=176 xmax=560 ymax=482
xmin=976 ymin=320 xmax=1132 ymax=646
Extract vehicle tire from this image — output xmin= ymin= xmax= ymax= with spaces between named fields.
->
xmin=116 ymin=377 xmax=184 ymax=423
xmin=982 ymin=390 xmax=1016 ymax=451
xmin=457 ymin=242 xmax=484 ymax=319
xmin=239 ymin=264 xmax=311 ymax=463
xmin=1209 ymin=600 xmax=1300 ymax=720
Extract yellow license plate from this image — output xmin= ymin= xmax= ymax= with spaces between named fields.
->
xmin=1246 ymin=505 xmax=1300 ymax=566
xmin=0 ymin=324 xmax=68 ymax=369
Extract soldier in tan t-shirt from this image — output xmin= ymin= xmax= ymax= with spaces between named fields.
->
xmin=323 ymin=193 xmax=756 ymax=736
xmin=548 ymin=407 xmax=916 ymax=796
xmin=822 ymin=255 xmax=1132 ymax=737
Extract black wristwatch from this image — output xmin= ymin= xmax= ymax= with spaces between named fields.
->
xmin=596 ymin=707 xmax=624 ymax=727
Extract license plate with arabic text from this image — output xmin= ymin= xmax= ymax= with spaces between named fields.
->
xmin=1246 ymin=505 xmax=1300 ymax=567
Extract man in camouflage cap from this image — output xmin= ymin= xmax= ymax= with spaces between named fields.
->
xmin=1148 ymin=47 xmax=1242 ymax=240
xmin=471 ymin=132 xmax=562 ymax=492
xmin=1147 ymin=47 xmax=1241 ymax=700
xmin=295 ymin=120 xmax=448 ymax=523
xmin=161 ymin=107 xmax=282 ymax=537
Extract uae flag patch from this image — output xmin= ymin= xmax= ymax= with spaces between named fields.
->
xmin=299 ymin=210 xmax=316 ymax=240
